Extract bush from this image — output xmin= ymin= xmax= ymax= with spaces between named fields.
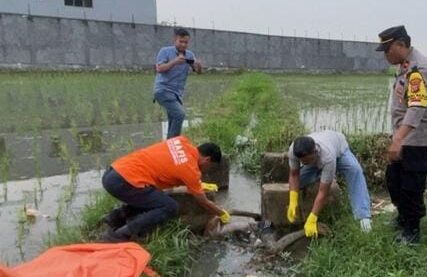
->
xmin=347 ymin=133 xmax=390 ymax=191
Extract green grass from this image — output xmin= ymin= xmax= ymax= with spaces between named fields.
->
xmin=184 ymin=72 xmax=422 ymax=276
xmin=300 ymin=202 xmax=427 ymax=277
xmin=46 ymin=190 xmax=193 ymax=276
xmin=144 ymin=221 xmax=193 ymax=276
xmin=187 ymin=72 xmax=305 ymax=173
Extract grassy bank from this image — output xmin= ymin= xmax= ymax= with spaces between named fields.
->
xmin=187 ymin=73 xmax=305 ymax=173
xmin=186 ymin=72 xmax=424 ymax=276
xmin=300 ymin=202 xmax=427 ymax=277
xmin=46 ymin=191 xmax=193 ymax=276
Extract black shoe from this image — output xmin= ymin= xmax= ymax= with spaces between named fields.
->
xmin=394 ymin=228 xmax=420 ymax=245
xmin=101 ymin=226 xmax=131 ymax=243
xmin=101 ymin=229 xmax=129 ymax=243
xmin=389 ymin=216 xmax=405 ymax=231
xmin=101 ymin=208 xmax=128 ymax=229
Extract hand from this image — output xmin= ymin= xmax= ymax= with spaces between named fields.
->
xmin=287 ymin=190 xmax=298 ymax=223
xmin=388 ymin=139 xmax=402 ymax=162
xmin=173 ymin=54 xmax=186 ymax=65
xmin=201 ymin=182 xmax=218 ymax=192
xmin=194 ymin=59 xmax=202 ymax=72
xmin=219 ymin=210 xmax=231 ymax=224
xmin=395 ymin=85 xmax=404 ymax=99
xmin=304 ymin=213 xmax=318 ymax=238
xmin=360 ymin=218 xmax=372 ymax=232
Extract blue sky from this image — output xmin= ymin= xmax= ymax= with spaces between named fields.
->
xmin=157 ymin=0 xmax=427 ymax=54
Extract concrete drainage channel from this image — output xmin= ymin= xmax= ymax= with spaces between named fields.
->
xmin=172 ymin=153 xmax=341 ymax=276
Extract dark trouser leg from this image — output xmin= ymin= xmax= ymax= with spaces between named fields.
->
xmin=102 ymin=168 xmax=178 ymax=237
xmin=124 ymin=188 xmax=179 ymax=237
xmin=399 ymin=170 xmax=426 ymax=231
xmin=102 ymin=168 xmax=141 ymax=228
xmin=386 ymin=161 xmax=404 ymax=224
xmin=102 ymin=204 xmax=144 ymax=229
xmin=400 ymin=146 xmax=427 ymax=233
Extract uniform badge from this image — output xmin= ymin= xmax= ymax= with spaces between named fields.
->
xmin=407 ymin=71 xmax=427 ymax=107
xmin=410 ymin=77 xmax=421 ymax=92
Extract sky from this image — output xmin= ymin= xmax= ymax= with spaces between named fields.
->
xmin=156 ymin=0 xmax=427 ymax=54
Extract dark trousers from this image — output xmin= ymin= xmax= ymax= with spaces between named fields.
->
xmin=386 ymin=146 xmax=427 ymax=230
xmin=102 ymin=167 xmax=178 ymax=236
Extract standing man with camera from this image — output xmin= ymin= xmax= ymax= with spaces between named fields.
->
xmin=376 ymin=25 xmax=427 ymax=244
xmin=154 ymin=28 xmax=203 ymax=139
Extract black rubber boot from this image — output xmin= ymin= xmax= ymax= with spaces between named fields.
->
xmin=394 ymin=228 xmax=421 ymax=245
xmin=101 ymin=206 xmax=130 ymax=230
xmin=101 ymin=225 xmax=132 ymax=243
xmin=389 ymin=215 xmax=405 ymax=232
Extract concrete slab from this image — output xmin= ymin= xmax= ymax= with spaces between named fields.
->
xmin=201 ymin=155 xmax=230 ymax=190
xmin=166 ymin=186 xmax=216 ymax=233
xmin=260 ymin=152 xmax=289 ymax=185
xmin=261 ymin=181 xmax=341 ymax=227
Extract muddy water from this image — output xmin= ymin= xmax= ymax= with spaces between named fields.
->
xmin=0 ymin=119 xmax=264 ymax=273
xmin=1 ymin=122 xmax=162 ymax=181
xmin=300 ymin=105 xmax=391 ymax=134
xmin=300 ymin=79 xmax=393 ymax=134
xmin=0 ymin=168 xmax=263 ymax=273
xmin=191 ymin=171 xmax=263 ymax=277
xmin=0 ymin=122 xmax=162 ymax=265
xmin=0 ymin=170 xmax=103 ymax=265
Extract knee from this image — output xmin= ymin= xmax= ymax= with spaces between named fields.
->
xmin=102 ymin=170 xmax=114 ymax=188
xmin=348 ymin=164 xmax=364 ymax=177
xmin=163 ymin=200 xmax=179 ymax=217
xmin=173 ymin=109 xmax=186 ymax=121
xmin=168 ymin=104 xmax=185 ymax=120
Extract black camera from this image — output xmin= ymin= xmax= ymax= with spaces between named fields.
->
xmin=185 ymin=59 xmax=195 ymax=65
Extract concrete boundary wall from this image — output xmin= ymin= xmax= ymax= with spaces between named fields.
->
xmin=0 ymin=13 xmax=388 ymax=72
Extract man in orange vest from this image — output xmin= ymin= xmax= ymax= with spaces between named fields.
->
xmin=101 ymin=136 xmax=230 ymax=242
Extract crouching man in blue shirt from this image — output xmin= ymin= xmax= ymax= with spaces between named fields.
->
xmin=153 ymin=28 xmax=202 ymax=139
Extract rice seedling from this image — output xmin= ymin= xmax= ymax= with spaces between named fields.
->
xmin=0 ymin=152 xmax=11 ymax=202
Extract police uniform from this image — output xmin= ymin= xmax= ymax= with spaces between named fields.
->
xmin=377 ymin=26 xmax=427 ymax=242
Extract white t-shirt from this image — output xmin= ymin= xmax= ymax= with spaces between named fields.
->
xmin=288 ymin=130 xmax=349 ymax=183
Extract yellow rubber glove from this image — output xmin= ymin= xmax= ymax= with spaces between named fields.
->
xmin=219 ymin=210 xmax=231 ymax=224
xmin=287 ymin=190 xmax=299 ymax=223
xmin=201 ymin=182 xmax=218 ymax=192
xmin=304 ymin=212 xmax=318 ymax=239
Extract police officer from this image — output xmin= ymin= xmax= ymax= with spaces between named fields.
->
xmin=153 ymin=28 xmax=202 ymax=139
xmin=377 ymin=25 xmax=427 ymax=244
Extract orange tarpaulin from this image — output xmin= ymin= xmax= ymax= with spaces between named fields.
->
xmin=0 ymin=242 xmax=159 ymax=277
